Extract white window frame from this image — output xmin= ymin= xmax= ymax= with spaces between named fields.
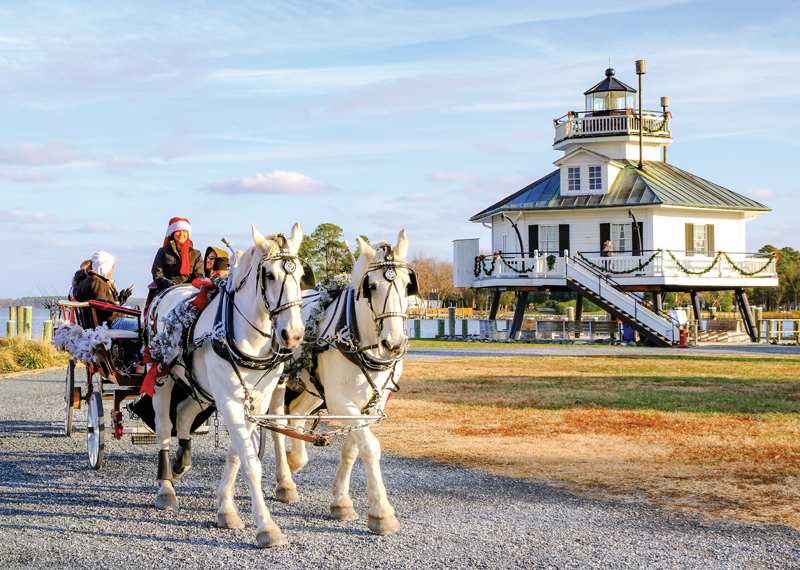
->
xmin=611 ymin=223 xmax=632 ymax=254
xmin=568 ymin=167 xmax=580 ymax=192
xmin=588 ymin=165 xmax=602 ymax=191
xmin=539 ymin=225 xmax=559 ymax=254
xmin=694 ymin=224 xmax=707 ymax=255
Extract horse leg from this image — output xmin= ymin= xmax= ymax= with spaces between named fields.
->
xmin=215 ymin=443 xmax=245 ymax=529
xmin=218 ymin=399 xmax=287 ymax=548
xmin=270 ymin=386 xmax=299 ymax=504
xmin=329 ymin=432 xmax=360 ymax=521
xmin=285 ymin=390 xmax=321 ymax=474
xmin=152 ymin=377 xmax=179 ymax=510
xmin=351 ymin=427 xmax=399 ymax=535
xmin=172 ymin=397 xmax=202 ymax=480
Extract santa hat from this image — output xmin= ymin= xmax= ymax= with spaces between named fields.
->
xmin=163 ymin=217 xmax=192 ymax=247
xmin=91 ymin=251 xmax=115 ymax=278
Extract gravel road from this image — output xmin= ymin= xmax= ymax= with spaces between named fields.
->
xmin=2 ymin=368 xmax=799 ymax=569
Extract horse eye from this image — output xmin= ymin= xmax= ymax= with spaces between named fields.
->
xmin=265 ymin=272 xmax=275 ymax=281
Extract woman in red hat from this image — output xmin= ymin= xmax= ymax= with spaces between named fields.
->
xmin=151 ymin=217 xmax=204 ymax=293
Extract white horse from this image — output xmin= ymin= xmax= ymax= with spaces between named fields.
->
xmin=268 ymin=229 xmax=417 ymax=536
xmin=146 ymin=224 xmax=311 ymax=548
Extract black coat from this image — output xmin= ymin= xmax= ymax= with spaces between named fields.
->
xmin=151 ymin=239 xmax=204 ymax=292
xmin=73 ymin=271 xmax=124 ymax=326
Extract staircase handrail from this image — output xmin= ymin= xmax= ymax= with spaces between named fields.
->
xmin=570 ymin=255 xmax=680 ymax=330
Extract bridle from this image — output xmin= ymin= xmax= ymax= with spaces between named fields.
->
xmin=357 ymin=247 xmax=419 ymax=334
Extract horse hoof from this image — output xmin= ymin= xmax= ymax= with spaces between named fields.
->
xmin=329 ymin=506 xmax=359 ymax=521
xmin=155 ymin=493 xmax=179 ymax=511
xmin=275 ymin=488 xmax=300 ymax=504
xmin=256 ymin=529 xmax=288 ymax=548
xmin=368 ymin=514 xmax=400 ymax=535
xmin=217 ymin=512 xmax=245 ymax=529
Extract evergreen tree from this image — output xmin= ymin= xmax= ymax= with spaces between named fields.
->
xmin=307 ymin=223 xmax=352 ymax=285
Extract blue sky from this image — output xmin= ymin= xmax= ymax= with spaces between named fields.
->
xmin=1 ymin=0 xmax=798 ymax=298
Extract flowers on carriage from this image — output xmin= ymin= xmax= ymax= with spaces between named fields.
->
xmin=52 ymin=323 xmax=115 ymax=364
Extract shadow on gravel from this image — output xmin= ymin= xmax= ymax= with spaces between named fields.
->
xmin=0 ymin=420 xmax=61 ymax=438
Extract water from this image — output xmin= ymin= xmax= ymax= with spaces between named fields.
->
xmin=1 ymin=309 xmax=55 ymax=340
xmin=407 ymin=318 xmax=483 ymax=338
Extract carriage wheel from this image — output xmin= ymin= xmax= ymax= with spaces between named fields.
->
xmin=64 ymin=360 xmax=75 ymax=437
xmin=251 ymin=425 xmax=267 ymax=461
xmin=87 ymin=390 xmax=105 ymax=470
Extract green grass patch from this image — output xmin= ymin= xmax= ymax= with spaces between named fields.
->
xmin=404 ymin=354 xmax=800 ymax=416
xmin=0 ymin=337 xmax=69 ymax=374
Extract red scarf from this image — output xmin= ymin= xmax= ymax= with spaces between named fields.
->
xmin=177 ymin=238 xmax=193 ymax=275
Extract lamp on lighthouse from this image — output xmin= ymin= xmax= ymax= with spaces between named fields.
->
xmin=584 ymin=68 xmax=637 ymax=116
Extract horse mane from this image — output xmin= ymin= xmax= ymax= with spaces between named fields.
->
xmin=351 ymin=240 xmax=403 ymax=286
xmin=229 ymin=235 xmax=283 ymax=284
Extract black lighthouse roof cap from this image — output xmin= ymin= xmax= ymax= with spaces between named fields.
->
xmin=584 ymin=68 xmax=637 ymax=95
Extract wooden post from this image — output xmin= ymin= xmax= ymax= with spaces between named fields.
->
xmin=43 ymin=320 xmax=53 ymax=342
xmin=8 ymin=307 xmax=13 ymax=321
xmin=488 ymin=290 xmax=502 ymax=321
xmin=6 ymin=321 xmax=15 ymax=338
xmin=16 ymin=306 xmax=23 ymax=337
xmin=23 ymin=307 xmax=33 ymax=340
xmin=437 ymin=319 xmax=445 ymax=337
xmin=794 ymin=319 xmax=799 ymax=343
xmin=448 ymin=307 xmax=456 ymax=336
xmin=753 ymin=306 xmax=763 ymax=343
xmin=461 ymin=319 xmax=468 ymax=337
xmin=413 ymin=319 xmax=421 ymax=339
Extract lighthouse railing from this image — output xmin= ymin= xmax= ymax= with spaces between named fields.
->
xmin=554 ymin=110 xmax=670 ymax=143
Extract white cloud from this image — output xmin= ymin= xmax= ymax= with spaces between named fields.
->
xmin=397 ymin=192 xmax=438 ymax=203
xmin=108 ymin=157 xmax=155 ymax=168
xmin=0 ymin=141 xmax=80 ymax=165
xmin=0 ymin=168 xmax=53 ymax=182
xmin=78 ymin=222 xmax=118 ymax=233
xmin=205 ymin=171 xmax=341 ymax=195
xmin=0 ymin=209 xmax=57 ymax=223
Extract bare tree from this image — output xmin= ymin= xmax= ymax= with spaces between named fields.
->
xmin=408 ymin=252 xmax=455 ymax=307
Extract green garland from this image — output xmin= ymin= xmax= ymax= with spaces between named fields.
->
xmin=474 ymin=249 xmax=776 ymax=279
xmin=630 ymin=110 xmax=670 ymax=134
xmin=665 ymin=250 xmax=722 ymax=275
xmin=576 ymin=249 xmax=662 ymax=275
xmin=722 ymin=252 xmax=777 ymax=276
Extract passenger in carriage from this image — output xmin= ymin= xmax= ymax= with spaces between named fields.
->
xmin=151 ymin=217 xmax=204 ymax=293
xmin=69 ymin=259 xmax=91 ymax=300
xmin=73 ymin=251 xmax=138 ymax=331
xmin=203 ymin=246 xmax=230 ymax=279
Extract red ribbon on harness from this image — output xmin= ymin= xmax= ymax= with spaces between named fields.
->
xmin=140 ymin=345 xmax=168 ymax=397
xmin=190 ymin=279 xmax=219 ymax=311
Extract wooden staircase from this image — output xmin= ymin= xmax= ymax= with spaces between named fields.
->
xmin=566 ymin=257 xmax=678 ymax=347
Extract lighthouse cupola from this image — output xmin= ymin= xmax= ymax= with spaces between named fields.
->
xmin=584 ymin=68 xmax=637 ymax=114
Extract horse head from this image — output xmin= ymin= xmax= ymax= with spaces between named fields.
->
xmin=354 ymin=229 xmax=417 ymax=359
xmin=228 ymin=223 xmax=306 ymax=351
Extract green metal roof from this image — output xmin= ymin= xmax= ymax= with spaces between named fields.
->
xmin=470 ymin=160 xmax=770 ymax=221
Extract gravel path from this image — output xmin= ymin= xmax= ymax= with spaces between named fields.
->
xmin=1 ymin=369 xmax=799 ymax=569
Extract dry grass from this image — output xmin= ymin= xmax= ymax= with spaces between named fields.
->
xmin=374 ymin=355 xmax=800 ymax=529
xmin=0 ymin=337 xmax=69 ymax=374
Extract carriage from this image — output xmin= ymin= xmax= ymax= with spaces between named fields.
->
xmin=55 ymin=298 xmax=265 ymax=470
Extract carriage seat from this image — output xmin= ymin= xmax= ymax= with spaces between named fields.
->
xmin=59 ymin=300 xmax=143 ymax=337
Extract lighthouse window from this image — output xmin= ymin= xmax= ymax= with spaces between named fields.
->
xmin=568 ymin=167 xmax=580 ymax=192
xmin=611 ymin=223 xmax=632 ymax=254
xmin=539 ymin=225 xmax=559 ymax=254
xmin=589 ymin=166 xmax=602 ymax=190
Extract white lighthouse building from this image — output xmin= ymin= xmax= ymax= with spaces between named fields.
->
xmin=453 ymin=65 xmax=778 ymax=345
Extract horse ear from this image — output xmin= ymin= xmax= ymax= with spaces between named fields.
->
xmin=252 ymin=225 xmax=269 ymax=253
xmin=395 ymin=229 xmax=408 ymax=259
xmin=357 ymin=236 xmax=376 ymax=261
xmin=287 ymin=223 xmax=303 ymax=252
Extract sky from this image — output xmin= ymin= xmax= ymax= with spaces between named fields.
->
xmin=1 ymin=0 xmax=798 ymax=298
